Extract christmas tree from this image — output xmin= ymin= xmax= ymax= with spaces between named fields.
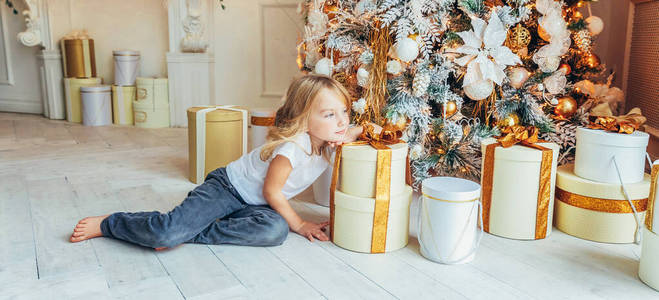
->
xmin=297 ymin=0 xmax=618 ymax=185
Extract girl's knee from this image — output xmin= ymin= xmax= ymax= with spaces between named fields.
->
xmin=260 ymin=214 xmax=289 ymax=246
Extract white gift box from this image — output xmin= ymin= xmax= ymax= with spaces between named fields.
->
xmin=80 ymin=85 xmax=112 ymax=127
xmin=419 ymin=177 xmax=482 ymax=264
xmin=249 ymin=108 xmax=275 ymax=151
xmin=113 ymin=50 xmax=140 ymax=86
xmin=574 ymin=127 xmax=649 ymax=184
xmin=555 ymin=164 xmax=649 ymax=244
xmin=339 ymin=143 xmax=408 ymax=198
xmin=332 ymin=186 xmax=412 ymax=253
xmin=640 ymin=227 xmax=659 ymax=291
xmin=480 ymin=138 xmax=560 ymax=240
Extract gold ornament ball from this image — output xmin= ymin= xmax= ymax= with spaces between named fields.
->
xmin=538 ymin=25 xmax=551 ymax=42
xmin=436 ymin=148 xmax=446 ymax=155
xmin=585 ymin=53 xmax=600 ymax=68
xmin=558 ymin=63 xmax=572 ymax=75
xmin=554 ymin=96 xmax=578 ymax=118
xmin=498 ymin=113 xmax=520 ymax=128
xmin=506 ymin=24 xmax=531 ymax=51
xmin=444 ymin=100 xmax=458 ymax=117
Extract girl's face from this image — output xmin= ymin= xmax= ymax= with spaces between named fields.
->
xmin=307 ymin=88 xmax=349 ymax=146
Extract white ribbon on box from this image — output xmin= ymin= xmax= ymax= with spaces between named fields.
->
xmin=194 ymin=105 xmax=248 ymax=183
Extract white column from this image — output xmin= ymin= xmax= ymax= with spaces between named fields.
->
xmin=18 ymin=0 xmax=64 ymax=119
xmin=37 ymin=50 xmax=64 ymax=119
xmin=166 ymin=0 xmax=215 ymax=127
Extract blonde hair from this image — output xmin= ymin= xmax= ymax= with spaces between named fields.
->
xmin=260 ymin=74 xmax=352 ymax=161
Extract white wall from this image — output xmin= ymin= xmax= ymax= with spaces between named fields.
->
xmin=0 ymin=2 xmax=42 ymax=114
xmin=50 ymin=0 xmax=170 ymax=84
xmin=212 ymin=0 xmax=303 ymax=111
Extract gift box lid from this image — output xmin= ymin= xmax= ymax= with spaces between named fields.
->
xmin=481 ymin=138 xmax=559 ymax=162
xmin=136 ymin=77 xmax=168 ymax=86
xmin=556 ymin=164 xmax=650 ymax=200
xmin=250 ymin=107 xmax=276 ymax=118
xmin=576 ymin=127 xmax=649 ymax=148
xmin=341 ymin=142 xmax=408 ymax=162
xmin=422 ymin=177 xmax=480 ymax=202
xmin=334 ymin=185 xmax=412 ymax=212
xmin=113 ymin=50 xmax=140 ymax=56
xmin=80 ymin=85 xmax=111 ymax=93
xmin=187 ymin=106 xmax=245 ymax=122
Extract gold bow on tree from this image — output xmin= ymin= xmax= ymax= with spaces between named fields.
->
xmin=588 ymin=107 xmax=646 ymax=134
xmin=497 ymin=125 xmax=540 ymax=148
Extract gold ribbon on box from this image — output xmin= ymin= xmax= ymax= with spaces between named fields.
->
xmin=329 ymin=124 xmax=410 ymax=253
xmin=481 ymin=125 xmax=554 ymax=240
xmin=556 ymin=188 xmax=647 ymax=213
xmin=587 ymin=107 xmax=646 ymax=134
xmin=646 ymin=164 xmax=659 ymax=232
xmin=250 ymin=116 xmax=275 ymax=127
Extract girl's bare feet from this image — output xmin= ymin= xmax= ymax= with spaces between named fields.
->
xmin=70 ymin=215 xmax=109 ymax=242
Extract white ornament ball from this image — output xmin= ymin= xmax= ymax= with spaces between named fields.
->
xmin=464 ymin=79 xmax=494 ymax=101
xmin=537 ymin=83 xmax=545 ymax=91
xmin=586 ymin=16 xmax=604 ymax=36
xmin=314 ymin=58 xmax=333 ymax=76
xmin=539 ymin=56 xmax=561 ymax=73
xmin=550 ymin=97 xmax=559 ymax=105
xmin=409 ymin=143 xmax=424 ymax=160
xmin=357 ymin=67 xmax=369 ymax=87
xmin=386 ymin=60 xmax=403 ymax=75
xmin=543 ymin=71 xmax=567 ymax=95
xmin=395 ymin=38 xmax=419 ymax=62
xmin=509 ymin=67 xmax=531 ymax=89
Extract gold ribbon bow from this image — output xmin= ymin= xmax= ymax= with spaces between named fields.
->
xmin=329 ymin=123 xmax=410 ymax=253
xmin=646 ymin=164 xmax=659 ymax=233
xmin=481 ymin=125 xmax=553 ymax=239
xmin=588 ymin=107 xmax=646 ymax=134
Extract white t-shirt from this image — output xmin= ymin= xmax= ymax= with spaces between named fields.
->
xmin=226 ymin=133 xmax=330 ymax=205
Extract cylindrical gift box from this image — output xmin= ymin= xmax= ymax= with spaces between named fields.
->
xmin=60 ymin=38 xmax=96 ymax=78
xmin=339 ymin=143 xmax=408 ymax=198
xmin=249 ymin=108 xmax=275 ymax=151
xmin=419 ymin=177 xmax=481 ymax=264
xmin=312 ymin=152 xmax=335 ymax=207
xmin=480 ymin=138 xmax=560 ymax=240
xmin=80 ymin=85 xmax=112 ymax=126
xmin=333 ymin=186 xmax=412 ymax=253
xmin=136 ymin=77 xmax=168 ymax=107
xmin=574 ymin=127 xmax=649 ymax=184
xmin=111 ymin=85 xmax=135 ymax=125
xmin=187 ymin=107 xmax=246 ymax=183
xmin=555 ymin=164 xmax=649 ymax=243
xmin=113 ymin=50 xmax=140 ymax=86
xmin=645 ymin=161 xmax=659 ymax=234
xmin=64 ymin=77 xmax=102 ymax=123
xmin=640 ymin=227 xmax=659 ymax=291
xmin=133 ymin=101 xmax=170 ymax=129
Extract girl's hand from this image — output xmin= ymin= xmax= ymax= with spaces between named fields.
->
xmin=293 ymin=220 xmax=329 ymax=242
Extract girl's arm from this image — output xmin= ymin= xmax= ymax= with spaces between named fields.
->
xmin=263 ymin=155 xmax=329 ymax=242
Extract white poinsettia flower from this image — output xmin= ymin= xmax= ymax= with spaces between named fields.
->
xmin=452 ymin=12 xmax=522 ymax=87
xmin=352 ymin=98 xmax=366 ymax=115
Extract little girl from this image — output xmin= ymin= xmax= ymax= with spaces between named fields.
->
xmin=70 ymin=74 xmax=367 ymax=248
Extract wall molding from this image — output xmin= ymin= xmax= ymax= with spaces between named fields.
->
xmin=259 ymin=3 xmax=299 ymax=99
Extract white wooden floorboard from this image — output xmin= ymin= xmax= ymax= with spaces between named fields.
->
xmin=0 ymin=176 xmax=38 ymax=285
xmin=0 ymin=269 xmax=112 ymax=300
xmin=291 ymin=200 xmax=468 ymax=300
xmin=27 ymin=177 xmax=101 ymax=279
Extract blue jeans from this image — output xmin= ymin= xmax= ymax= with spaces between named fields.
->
xmin=100 ymin=168 xmax=289 ymax=248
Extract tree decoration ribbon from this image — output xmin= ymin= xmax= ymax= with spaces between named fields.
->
xmin=481 ymin=125 xmax=554 ymax=239
xmin=329 ymin=123 xmax=410 ymax=253
xmin=588 ymin=107 xmax=646 ymax=134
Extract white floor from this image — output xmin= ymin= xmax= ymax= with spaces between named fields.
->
xmin=1 ymin=112 xmax=657 ymax=299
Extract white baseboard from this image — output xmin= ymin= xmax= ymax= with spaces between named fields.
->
xmin=0 ymin=98 xmax=43 ymax=114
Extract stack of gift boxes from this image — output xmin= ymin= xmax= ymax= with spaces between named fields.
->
xmin=59 ymin=30 xmax=170 ymax=128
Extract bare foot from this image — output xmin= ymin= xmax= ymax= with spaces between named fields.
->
xmin=70 ymin=215 xmax=109 ymax=243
